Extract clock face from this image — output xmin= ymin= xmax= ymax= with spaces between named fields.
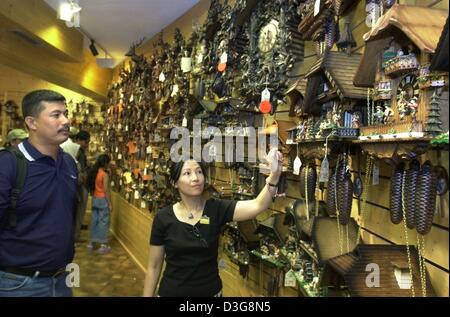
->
xmin=397 ymin=74 xmax=419 ymax=103
xmin=258 ymin=20 xmax=279 ymax=53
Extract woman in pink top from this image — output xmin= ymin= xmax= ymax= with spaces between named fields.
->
xmin=86 ymin=154 xmax=112 ymax=254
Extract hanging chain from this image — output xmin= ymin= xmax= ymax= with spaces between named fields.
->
xmin=416 ymin=235 xmax=427 ymax=297
xmin=334 ymin=156 xmax=344 ymax=255
xmin=356 ymin=156 xmax=373 ymax=245
xmin=401 ymin=171 xmax=415 ymax=297
xmin=345 ymin=224 xmax=350 ymax=253
xmin=305 ymin=163 xmax=309 ymax=221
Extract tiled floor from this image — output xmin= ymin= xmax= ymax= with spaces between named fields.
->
xmin=72 ymin=213 xmax=145 ymax=297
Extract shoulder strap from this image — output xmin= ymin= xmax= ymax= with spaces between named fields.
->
xmin=1 ymin=148 xmax=28 ymax=228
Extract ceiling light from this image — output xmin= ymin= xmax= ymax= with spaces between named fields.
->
xmin=58 ymin=1 xmax=82 ymax=27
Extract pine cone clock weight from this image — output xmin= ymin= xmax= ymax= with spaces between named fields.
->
xmin=390 ymin=162 xmax=405 ymax=225
xmin=415 ymin=161 xmax=438 ymax=235
xmin=404 ymin=159 xmax=420 ymax=229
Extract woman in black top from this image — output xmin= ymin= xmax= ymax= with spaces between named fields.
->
xmin=143 ymin=153 xmax=282 ymax=297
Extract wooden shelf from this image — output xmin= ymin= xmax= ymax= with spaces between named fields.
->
xmin=353 ymin=135 xmax=432 ymax=160
xmin=250 ymin=250 xmax=287 ymax=270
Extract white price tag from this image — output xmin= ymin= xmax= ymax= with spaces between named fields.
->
xmin=120 ymin=179 xmax=123 ymax=186
xmin=118 ymin=153 xmax=122 ymax=160
xmin=146 ymin=145 xmax=152 ymax=154
xmin=171 ymin=84 xmax=179 ymax=97
xmin=118 ymin=123 xmax=122 ymax=130
xmin=372 ymin=161 xmax=379 ymax=185
xmin=125 ymin=125 xmax=129 ymax=132
xmin=319 ymin=156 xmax=329 ymax=183
xmin=284 ymin=270 xmax=297 ymax=287
xmin=141 ymin=201 xmax=146 ymax=209
xmin=293 ymin=156 xmax=302 ymax=175
xmin=261 ymin=88 xmax=271 ymax=101
xmin=181 ymin=57 xmax=192 ymax=73
xmin=159 ymin=72 xmax=166 ymax=82
xmin=144 ymin=168 xmax=148 ymax=175
xmin=220 ymin=52 xmax=228 ymax=64
xmin=314 ymin=0 xmax=321 ymax=16
xmin=182 ymin=116 xmax=188 ymax=127
xmin=196 ymin=53 xmax=203 ymax=64
xmin=86 ymin=109 xmax=89 ymax=115
xmin=134 ymin=190 xmax=140 ymax=200
xmin=129 ymin=94 xmax=134 ymax=103
xmin=115 ymin=146 xmax=118 ymax=153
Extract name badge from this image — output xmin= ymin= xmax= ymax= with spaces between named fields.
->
xmin=199 ymin=215 xmax=210 ymax=225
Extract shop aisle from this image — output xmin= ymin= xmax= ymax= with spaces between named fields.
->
xmin=72 ymin=211 xmax=145 ymax=297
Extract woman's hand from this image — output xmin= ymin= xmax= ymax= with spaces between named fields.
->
xmin=267 ymin=148 xmax=283 ymax=184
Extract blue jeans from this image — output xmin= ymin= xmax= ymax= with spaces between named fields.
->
xmin=0 ymin=270 xmax=72 ymax=297
xmin=90 ymin=197 xmax=110 ymax=244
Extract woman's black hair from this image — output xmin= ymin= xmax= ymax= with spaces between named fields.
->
xmin=87 ymin=154 xmax=111 ymax=194
xmin=169 ymin=158 xmax=207 ymax=186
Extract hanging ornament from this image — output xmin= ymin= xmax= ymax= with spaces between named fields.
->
xmin=218 ymin=52 xmax=228 ymax=72
xmin=259 ymin=88 xmax=272 ymax=113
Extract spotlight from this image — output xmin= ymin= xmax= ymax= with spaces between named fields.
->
xmin=89 ymin=40 xmax=99 ymax=56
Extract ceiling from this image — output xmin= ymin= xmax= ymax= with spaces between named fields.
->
xmin=43 ymin=0 xmax=200 ymax=66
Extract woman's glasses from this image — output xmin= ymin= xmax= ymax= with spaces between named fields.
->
xmin=189 ymin=226 xmax=208 ymax=248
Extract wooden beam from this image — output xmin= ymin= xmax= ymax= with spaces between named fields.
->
xmin=0 ymin=0 xmax=84 ymax=62
xmin=0 ymin=28 xmax=112 ymax=100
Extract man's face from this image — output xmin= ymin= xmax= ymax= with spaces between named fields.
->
xmin=79 ymin=139 xmax=90 ymax=150
xmin=26 ymin=101 xmax=70 ymax=145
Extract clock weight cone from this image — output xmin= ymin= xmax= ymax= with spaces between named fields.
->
xmin=338 ymin=171 xmax=354 ymax=226
xmin=390 ymin=163 xmax=405 ymax=225
xmin=415 ymin=162 xmax=437 ymax=235
xmin=299 ymin=164 xmax=316 ymax=201
xmin=326 ymin=168 xmax=337 ymax=216
xmin=404 ymin=159 xmax=420 ymax=229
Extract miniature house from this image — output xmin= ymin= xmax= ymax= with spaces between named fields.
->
xmin=353 ymin=4 xmax=449 ymax=136
xmin=321 ymin=245 xmax=435 ymax=297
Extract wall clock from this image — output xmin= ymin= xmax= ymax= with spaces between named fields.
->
xmin=258 ymin=19 xmax=279 ymax=54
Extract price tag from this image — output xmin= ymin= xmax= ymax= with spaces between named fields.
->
xmin=284 ymin=270 xmax=297 ymax=287
xmin=372 ymin=161 xmax=379 ymax=185
xmin=134 ymin=190 xmax=140 ymax=200
xmin=129 ymin=94 xmax=134 ymax=103
xmin=171 ymin=84 xmax=179 ymax=97
xmin=115 ymin=146 xmax=118 ymax=153
xmin=118 ymin=153 xmax=122 ymax=160
xmin=86 ymin=109 xmax=89 ymax=115
xmin=144 ymin=168 xmax=148 ymax=175
xmin=196 ymin=53 xmax=203 ymax=64
xmin=106 ymin=130 xmax=109 ymax=136
xmin=182 ymin=116 xmax=188 ymax=127
xmin=159 ymin=72 xmax=166 ymax=82
xmin=261 ymin=88 xmax=271 ymax=101
xmin=146 ymin=145 xmax=152 ymax=154
xmin=120 ymin=179 xmax=123 ymax=186
xmin=125 ymin=125 xmax=129 ymax=132
xmin=220 ymin=52 xmax=228 ymax=64
xmin=118 ymin=123 xmax=122 ymax=130
xmin=181 ymin=57 xmax=192 ymax=73
xmin=141 ymin=201 xmax=146 ymax=209
xmin=314 ymin=0 xmax=321 ymax=16
xmin=293 ymin=156 xmax=302 ymax=175
xmin=319 ymin=156 xmax=329 ymax=183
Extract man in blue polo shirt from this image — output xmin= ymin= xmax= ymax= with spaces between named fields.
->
xmin=0 ymin=90 xmax=78 ymax=297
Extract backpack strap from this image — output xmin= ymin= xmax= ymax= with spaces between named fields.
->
xmin=1 ymin=148 xmax=28 ymax=228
